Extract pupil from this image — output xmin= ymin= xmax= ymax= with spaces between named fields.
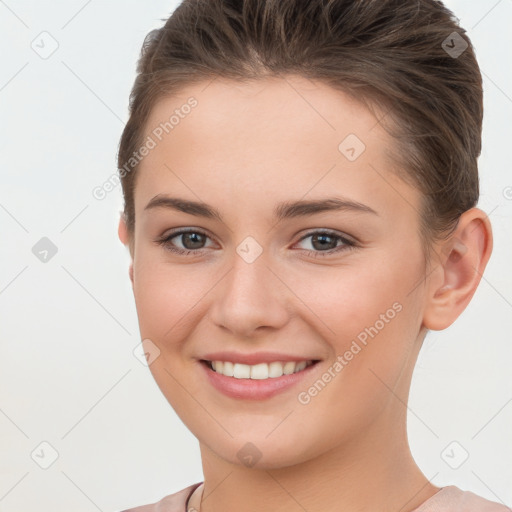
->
xmin=184 ymin=232 xmax=204 ymax=249
xmin=313 ymin=234 xmax=334 ymax=250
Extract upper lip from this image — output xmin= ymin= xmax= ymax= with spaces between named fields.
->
xmin=200 ymin=351 xmax=320 ymax=366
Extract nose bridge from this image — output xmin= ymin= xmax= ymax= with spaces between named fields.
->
xmin=209 ymin=244 xmax=290 ymax=335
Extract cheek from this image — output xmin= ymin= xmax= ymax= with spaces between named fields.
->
xmin=132 ymin=255 xmax=208 ymax=416
xmin=132 ymin=252 xmax=209 ymax=344
xmin=292 ymin=254 xmax=420 ymax=347
xmin=291 ymin=253 xmax=423 ymax=428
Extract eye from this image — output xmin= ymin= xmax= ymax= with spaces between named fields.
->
xmin=155 ymin=228 xmax=357 ymax=258
xmin=156 ymin=228 xmax=214 ymax=255
xmin=295 ymin=230 xmax=356 ymax=258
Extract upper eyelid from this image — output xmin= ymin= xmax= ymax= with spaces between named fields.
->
xmin=297 ymin=229 xmax=355 ymax=244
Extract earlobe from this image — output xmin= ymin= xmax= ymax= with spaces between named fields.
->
xmin=423 ymin=208 xmax=493 ymax=331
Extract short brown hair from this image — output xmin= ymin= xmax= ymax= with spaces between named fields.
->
xmin=117 ymin=0 xmax=483 ymax=253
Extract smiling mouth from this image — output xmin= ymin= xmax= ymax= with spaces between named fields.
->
xmin=200 ymin=359 xmax=320 ymax=380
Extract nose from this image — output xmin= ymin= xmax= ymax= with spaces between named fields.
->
xmin=208 ymin=251 xmax=291 ymax=338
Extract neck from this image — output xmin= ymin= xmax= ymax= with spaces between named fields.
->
xmin=197 ymin=404 xmax=439 ymax=512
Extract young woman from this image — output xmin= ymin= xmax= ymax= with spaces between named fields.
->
xmin=116 ymin=0 xmax=509 ymax=510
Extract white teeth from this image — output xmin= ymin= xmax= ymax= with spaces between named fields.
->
xmin=208 ymin=360 xmax=314 ymax=379
xmin=233 ymin=363 xmax=251 ymax=379
xmin=295 ymin=361 xmax=307 ymax=372
xmin=250 ymin=363 xmax=268 ymax=380
xmin=268 ymin=361 xmax=284 ymax=378
xmin=222 ymin=361 xmax=234 ymax=377
xmin=283 ymin=361 xmax=296 ymax=375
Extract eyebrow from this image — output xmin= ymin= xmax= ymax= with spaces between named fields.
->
xmin=144 ymin=194 xmax=378 ymax=222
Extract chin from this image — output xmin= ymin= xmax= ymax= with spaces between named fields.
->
xmin=201 ymin=432 xmax=321 ymax=470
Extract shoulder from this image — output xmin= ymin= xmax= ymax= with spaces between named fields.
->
xmin=414 ymin=485 xmax=511 ymax=512
xmin=118 ymin=482 xmax=203 ymax=512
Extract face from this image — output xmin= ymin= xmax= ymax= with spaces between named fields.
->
xmin=124 ymin=75 xmax=431 ymax=469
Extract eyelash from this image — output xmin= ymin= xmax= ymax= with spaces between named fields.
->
xmin=155 ymin=228 xmax=357 ymax=258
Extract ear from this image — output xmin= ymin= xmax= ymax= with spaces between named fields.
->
xmin=118 ymin=212 xmax=134 ymax=285
xmin=423 ymin=208 xmax=493 ymax=331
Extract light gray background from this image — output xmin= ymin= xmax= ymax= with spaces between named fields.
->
xmin=0 ymin=1 xmax=511 ymax=511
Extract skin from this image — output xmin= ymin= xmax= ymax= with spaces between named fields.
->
xmin=118 ymin=75 xmax=492 ymax=512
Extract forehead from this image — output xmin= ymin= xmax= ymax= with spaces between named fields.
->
xmin=135 ymin=75 xmax=419 ymax=223
xmin=144 ymin=75 xmax=388 ymax=152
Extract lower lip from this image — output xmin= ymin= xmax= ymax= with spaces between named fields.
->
xmin=199 ymin=360 xmax=320 ymax=400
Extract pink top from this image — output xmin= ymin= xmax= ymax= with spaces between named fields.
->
xmin=119 ymin=483 xmax=511 ymax=512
